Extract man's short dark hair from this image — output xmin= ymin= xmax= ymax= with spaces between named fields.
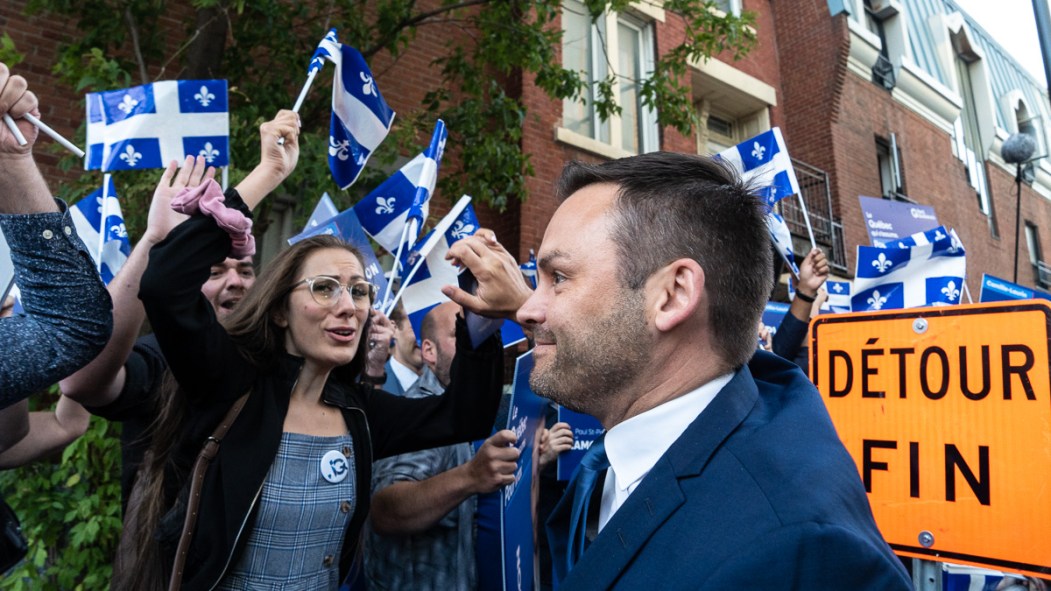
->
xmin=555 ymin=152 xmax=773 ymax=370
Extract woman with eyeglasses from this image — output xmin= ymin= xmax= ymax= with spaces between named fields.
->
xmin=117 ymin=111 xmax=508 ymax=591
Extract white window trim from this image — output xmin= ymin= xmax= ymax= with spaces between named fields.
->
xmin=558 ymin=5 xmax=659 ymax=156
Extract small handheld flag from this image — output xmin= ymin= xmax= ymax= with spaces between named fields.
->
xmin=305 ymin=29 xmax=395 ymax=189
xmin=85 ymin=80 xmax=229 ymax=172
xmin=69 ymin=177 xmax=131 ymax=284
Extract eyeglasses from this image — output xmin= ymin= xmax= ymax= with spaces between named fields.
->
xmin=294 ymin=276 xmax=375 ymax=308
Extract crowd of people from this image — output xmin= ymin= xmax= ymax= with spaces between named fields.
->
xmin=0 ymin=60 xmax=920 ymax=590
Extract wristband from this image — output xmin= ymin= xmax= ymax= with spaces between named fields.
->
xmin=795 ymin=291 xmax=816 ymax=304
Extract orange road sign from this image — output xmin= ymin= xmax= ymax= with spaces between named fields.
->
xmin=810 ymin=300 xmax=1051 ymax=578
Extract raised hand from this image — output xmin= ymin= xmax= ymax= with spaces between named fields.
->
xmin=0 ymin=62 xmax=38 ymax=155
xmin=143 ymin=155 xmax=215 ymax=244
xmin=797 ymin=248 xmax=830 ymax=298
xmin=442 ymin=229 xmax=533 ymax=320
xmin=364 ymin=308 xmax=394 ymax=379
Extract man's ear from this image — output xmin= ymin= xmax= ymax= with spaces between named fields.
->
xmin=647 ymin=258 xmax=704 ymax=332
xmin=421 ymin=338 xmax=438 ymax=369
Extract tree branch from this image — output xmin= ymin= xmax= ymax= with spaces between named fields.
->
xmin=124 ymin=7 xmax=150 ymax=84
xmin=362 ymin=0 xmax=491 ymax=59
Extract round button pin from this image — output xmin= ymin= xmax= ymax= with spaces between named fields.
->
xmin=320 ymin=450 xmax=350 ymax=484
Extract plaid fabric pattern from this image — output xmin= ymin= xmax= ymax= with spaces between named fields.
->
xmin=218 ymin=432 xmax=356 ymax=590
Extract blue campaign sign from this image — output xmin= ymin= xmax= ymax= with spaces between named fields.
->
xmin=476 ymin=351 xmax=547 ymax=591
xmin=761 ymin=301 xmax=790 ymax=334
xmin=858 ymin=195 xmax=939 ymax=247
xmin=556 ymin=407 xmax=605 ymax=481
xmin=979 ymin=273 xmax=1051 ymax=303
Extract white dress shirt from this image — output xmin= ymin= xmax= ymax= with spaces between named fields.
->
xmin=390 ymin=357 xmax=421 ymax=392
xmin=597 ymin=373 xmax=735 ymax=531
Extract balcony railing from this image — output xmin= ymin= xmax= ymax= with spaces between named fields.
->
xmin=779 ymin=158 xmax=849 ymax=274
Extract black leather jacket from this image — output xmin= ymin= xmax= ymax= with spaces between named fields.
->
xmin=139 ymin=191 xmax=502 ymax=590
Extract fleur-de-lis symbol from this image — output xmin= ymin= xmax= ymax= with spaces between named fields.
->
xmin=355 ymin=153 xmax=366 ymax=166
xmin=117 ymin=94 xmax=139 ymax=115
xmin=194 ymin=85 xmax=215 ymax=107
xmin=329 ymin=136 xmax=350 ymax=161
xmin=110 ymin=223 xmax=128 ymax=239
xmin=450 ymin=220 xmax=476 ymax=240
xmin=941 ymin=280 xmax=960 ymax=302
xmin=867 ymin=290 xmax=888 ymax=310
xmin=832 ymin=283 xmax=844 ymax=293
xmin=199 ymin=142 xmax=220 ymax=163
xmin=751 ymin=141 xmax=766 ymax=160
xmin=119 ymin=145 xmax=143 ymax=166
xmin=436 ymin=137 xmax=447 ymax=162
xmin=934 ymin=230 xmax=946 ymax=241
xmin=360 ymin=72 xmax=377 ymax=97
xmin=949 ymin=234 xmax=962 ymax=253
xmin=872 ymin=252 xmax=893 ymax=273
xmin=375 ymin=197 xmax=396 ymax=215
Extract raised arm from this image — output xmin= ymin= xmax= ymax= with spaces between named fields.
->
xmin=138 ymin=112 xmax=299 ymax=400
xmin=61 ymin=157 xmax=212 ymax=407
xmin=0 ymin=61 xmax=112 ymax=406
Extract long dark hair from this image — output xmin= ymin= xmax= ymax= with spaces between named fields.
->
xmin=113 ymin=235 xmax=373 ymax=589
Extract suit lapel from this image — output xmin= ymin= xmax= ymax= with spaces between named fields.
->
xmin=558 ymin=366 xmax=761 ymax=589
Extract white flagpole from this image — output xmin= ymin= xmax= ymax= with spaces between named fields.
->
xmin=291 ymin=70 xmax=319 ymax=113
xmin=962 ymin=278 xmax=973 ymax=304
xmin=97 ymin=174 xmax=111 ymax=274
xmin=2 ymin=114 xmax=27 ymax=146
xmin=382 ymin=219 xmax=416 ymax=309
xmin=277 ymin=70 xmax=319 ymax=146
xmin=384 ymin=196 xmax=472 ymax=315
xmin=23 ymin=113 xmax=85 ymax=158
xmin=794 ymin=192 xmax=817 ymax=250
xmin=221 ymin=166 xmax=229 ymax=191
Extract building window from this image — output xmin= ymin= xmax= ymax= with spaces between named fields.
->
xmin=711 ymin=0 xmax=742 ymax=16
xmin=876 ymin=134 xmax=903 ymax=198
xmin=561 ymin=0 xmax=658 ymax=154
xmin=1025 ymin=222 xmax=1048 ymax=286
xmin=953 ymin=53 xmax=993 ymax=221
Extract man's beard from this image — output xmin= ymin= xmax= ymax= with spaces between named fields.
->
xmin=529 ymin=288 xmax=650 ymax=415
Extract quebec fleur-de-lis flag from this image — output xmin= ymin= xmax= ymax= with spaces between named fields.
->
xmin=308 ymin=28 xmax=396 ymax=190
xmin=85 ymin=80 xmax=229 ymax=172
xmin=715 ymin=127 xmax=801 ymax=208
xmin=351 ymin=119 xmax=447 ymax=253
xmin=69 ymin=177 xmax=131 ymax=285
xmin=851 ymin=225 xmax=966 ymax=312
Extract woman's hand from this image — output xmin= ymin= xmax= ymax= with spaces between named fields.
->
xmin=142 ymin=155 xmax=214 ymax=245
xmin=234 ymin=110 xmax=301 ymax=210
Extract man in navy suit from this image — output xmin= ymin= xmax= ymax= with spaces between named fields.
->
xmin=510 ymin=152 xmax=911 ymax=590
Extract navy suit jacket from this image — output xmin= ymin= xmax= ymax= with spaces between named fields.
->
xmin=381 ymin=360 xmax=405 ymax=396
xmin=548 ymin=350 xmax=910 ymax=590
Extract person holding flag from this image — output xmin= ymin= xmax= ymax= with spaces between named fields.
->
xmin=113 ymin=103 xmax=524 ymax=590
xmin=0 ymin=63 xmax=113 ymax=409
xmin=0 ymin=62 xmax=113 ymax=574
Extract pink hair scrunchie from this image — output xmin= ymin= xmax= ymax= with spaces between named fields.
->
xmin=171 ymin=178 xmax=256 ymax=258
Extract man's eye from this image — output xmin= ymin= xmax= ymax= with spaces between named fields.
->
xmin=552 ymin=272 xmax=567 ymax=285
xmin=209 ymin=270 xmax=223 ymax=278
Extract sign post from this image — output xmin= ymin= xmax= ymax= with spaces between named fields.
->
xmin=810 ymin=301 xmax=1051 ymax=578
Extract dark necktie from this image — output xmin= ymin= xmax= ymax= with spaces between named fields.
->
xmin=566 ymin=436 xmax=610 ymax=570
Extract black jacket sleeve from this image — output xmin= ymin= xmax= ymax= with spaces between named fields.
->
xmin=366 ymin=316 xmax=503 ymax=459
xmin=138 ymin=190 xmax=254 ymax=405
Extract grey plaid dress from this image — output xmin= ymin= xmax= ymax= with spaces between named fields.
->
xmin=217 ymin=431 xmax=356 ymax=590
